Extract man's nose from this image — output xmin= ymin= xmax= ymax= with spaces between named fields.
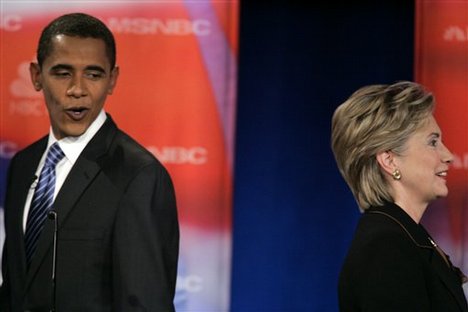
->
xmin=66 ymin=76 xmax=87 ymax=97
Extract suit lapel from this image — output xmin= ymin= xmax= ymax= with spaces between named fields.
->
xmin=24 ymin=117 xmax=118 ymax=290
xmin=12 ymin=138 xmax=48 ymax=235
xmin=431 ymin=251 xmax=468 ymax=311
xmin=418 ymin=229 xmax=468 ymax=311
xmin=25 ymin=157 xmax=102 ymax=286
xmin=7 ymin=138 xmax=48 ymax=284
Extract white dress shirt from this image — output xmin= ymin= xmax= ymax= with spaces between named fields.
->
xmin=23 ymin=110 xmax=107 ymax=231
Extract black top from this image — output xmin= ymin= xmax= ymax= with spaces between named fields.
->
xmin=338 ymin=201 xmax=468 ymax=312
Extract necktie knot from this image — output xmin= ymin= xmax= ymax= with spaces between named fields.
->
xmin=44 ymin=142 xmax=65 ymax=168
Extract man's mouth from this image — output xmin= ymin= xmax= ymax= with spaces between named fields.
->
xmin=65 ymin=107 xmax=89 ymax=121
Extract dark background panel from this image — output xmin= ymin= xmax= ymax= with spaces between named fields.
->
xmin=231 ymin=2 xmax=414 ymax=311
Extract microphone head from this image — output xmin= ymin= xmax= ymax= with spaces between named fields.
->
xmin=48 ymin=210 xmax=57 ymax=220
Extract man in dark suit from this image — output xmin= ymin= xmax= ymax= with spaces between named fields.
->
xmin=0 ymin=13 xmax=179 ymax=311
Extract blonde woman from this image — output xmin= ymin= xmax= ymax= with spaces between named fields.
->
xmin=332 ymin=81 xmax=467 ymax=311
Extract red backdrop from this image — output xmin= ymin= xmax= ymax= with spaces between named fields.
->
xmin=0 ymin=1 xmax=239 ymax=310
xmin=415 ymin=0 xmax=468 ymax=279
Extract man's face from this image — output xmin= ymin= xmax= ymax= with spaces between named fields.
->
xmin=30 ymin=35 xmax=119 ymax=139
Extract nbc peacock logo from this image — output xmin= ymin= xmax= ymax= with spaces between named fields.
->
xmin=9 ymin=60 xmax=46 ymax=116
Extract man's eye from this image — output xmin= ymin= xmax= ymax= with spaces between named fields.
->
xmin=86 ymin=72 xmax=104 ymax=79
xmin=54 ymin=71 xmax=70 ymax=77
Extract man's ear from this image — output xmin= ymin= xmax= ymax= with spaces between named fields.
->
xmin=107 ymin=66 xmax=119 ymax=95
xmin=30 ymin=62 xmax=42 ymax=91
xmin=376 ymin=150 xmax=397 ymax=176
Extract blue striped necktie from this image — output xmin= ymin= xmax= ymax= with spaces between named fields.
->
xmin=25 ymin=142 xmax=65 ymax=265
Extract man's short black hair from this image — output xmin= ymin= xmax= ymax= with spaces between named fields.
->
xmin=37 ymin=12 xmax=116 ymax=69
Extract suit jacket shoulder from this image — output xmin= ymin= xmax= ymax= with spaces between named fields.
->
xmin=78 ymin=116 xmax=170 ymax=191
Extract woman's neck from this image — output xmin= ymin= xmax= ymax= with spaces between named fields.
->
xmin=393 ymin=198 xmax=427 ymax=223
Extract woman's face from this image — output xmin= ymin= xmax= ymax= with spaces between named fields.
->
xmin=393 ymin=115 xmax=453 ymax=205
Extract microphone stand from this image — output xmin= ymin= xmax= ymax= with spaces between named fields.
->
xmin=48 ymin=211 xmax=58 ymax=312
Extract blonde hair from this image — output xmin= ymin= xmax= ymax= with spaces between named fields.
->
xmin=331 ymin=81 xmax=434 ymax=210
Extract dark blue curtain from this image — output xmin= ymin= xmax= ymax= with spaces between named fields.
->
xmin=231 ymin=2 xmax=414 ymax=311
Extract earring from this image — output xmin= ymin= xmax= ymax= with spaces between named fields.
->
xmin=392 ymin=169 xmax=401 ymax=180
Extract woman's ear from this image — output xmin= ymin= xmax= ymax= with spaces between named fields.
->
xmin=376 ymin=151 xmax=396 ymax=176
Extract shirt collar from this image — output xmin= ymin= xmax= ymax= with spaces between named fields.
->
xmin=47 ymin=110 xmax=107 ymax=165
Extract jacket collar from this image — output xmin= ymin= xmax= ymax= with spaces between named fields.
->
xmin=366 ymin=202 xmax=433 ymax=249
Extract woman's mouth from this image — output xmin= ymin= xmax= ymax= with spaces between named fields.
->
xmin=435 ymin=170 xmax=448 ymax=180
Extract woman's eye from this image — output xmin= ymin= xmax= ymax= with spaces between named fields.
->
xmin=429 ymin=139 xmax=438 ymax=147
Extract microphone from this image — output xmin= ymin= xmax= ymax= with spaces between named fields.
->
xmin=30 ymin=175 xmax=38 ymax=189
xmin=48 ymin=210 xmax=58 ymax=312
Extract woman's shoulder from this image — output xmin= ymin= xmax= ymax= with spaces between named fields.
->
xmin=343 ymin=210 xmax=428 ymax=270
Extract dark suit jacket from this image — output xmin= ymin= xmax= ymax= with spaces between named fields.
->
xmin=338 ymin=202 xmax=468 ymax=312
xmin=0 ymin=115 xmax=179 ymax=311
